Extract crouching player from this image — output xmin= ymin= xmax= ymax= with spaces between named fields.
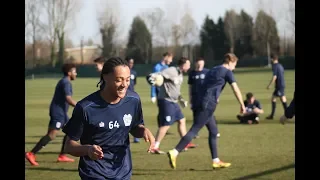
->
xmin=237 ymin=92 xmax=264 ymax=124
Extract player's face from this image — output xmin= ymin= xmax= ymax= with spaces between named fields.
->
xmin=164 ymin=55 xmax=173 ymax=65
xmin=181 ymin=60 xmax=191 ymax=73
xmin=248 ymin=97 xmax=255 ymax=104
xmin=128 ymin=59 xmax=134 ymax=69
xmin=96 ymin=63 xmax=104 ymax=72
xmin=195 ymin=60 xmax=204 ymax=69
xmin=69 ymin=68 xmax=77 ymax=81
xmin=229 ymin=61 xmax=237 ymax=71
xmin=105 ymin=65 xmax=130 ymax=99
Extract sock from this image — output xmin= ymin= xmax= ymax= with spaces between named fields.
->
xmin=213 ymin=158 xmax=220 ymax=163
xmin=154 ymin=141 xmax=160 ymax=149
xmin=31 ymin=135 xmax=52 ymax=154
xmin=282 ymin=102 xmax=288 ymax=110
xmin=60 ymin=135 xmax=67 ymax=155
xmin=172 ymin=149 xmax=179 ymax=156
xmin=270 ymin=102 xmax=276 ymax=117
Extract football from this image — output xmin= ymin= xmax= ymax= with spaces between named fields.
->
xmin=153 ymin=74 xmax=164 ymax=87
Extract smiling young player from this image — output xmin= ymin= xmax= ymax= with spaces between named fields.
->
xmin=62 ymin=57 xmax=155 ymax=180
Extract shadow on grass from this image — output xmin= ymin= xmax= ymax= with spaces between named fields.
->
xmin=134 ymin=168 xmax=213 ymax=172
xmin=26 ymin=135 xmax=65 ymax=138
xmin=25 ymin=141 xmax=62 ymax=145
xmin=25 ymin=167 xmax=77 ymax=172
xmin=232 ymin=163 xmax=295 ymax=180
xmin=217 ymin=120 xmax=244 ymax=125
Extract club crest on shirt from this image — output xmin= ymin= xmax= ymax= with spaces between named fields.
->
xmin=123 ymin=114 xmax=132 ymax=126
xmin=99 ymin=122 xmax=104 ymax=127
xmin=200 ymin=74 xmax=205 ymax=79
xmin=131 ymin=74 xmax=135 ymax=79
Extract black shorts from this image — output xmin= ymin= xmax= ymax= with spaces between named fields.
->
xmin=273 ymin=88 xmax=285 ymax=97
xmin=237 ymin=114 xmax=259 ymax=124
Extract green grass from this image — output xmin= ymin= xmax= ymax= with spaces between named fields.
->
xmin=25 ymin=69 xmax=295 ymax=180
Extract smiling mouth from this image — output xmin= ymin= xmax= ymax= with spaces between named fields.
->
xmin=118 ymin=88 xmax=126 ymax=93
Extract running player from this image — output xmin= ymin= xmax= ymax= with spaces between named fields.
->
xmin=167 ymin=53 xmax=246 ymax=169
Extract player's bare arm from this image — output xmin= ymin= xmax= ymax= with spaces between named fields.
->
xmin=64 ymin=136 xmax=103 ymax=158
xmin=231 ymin=82 xmax=246 ymax=113
xmin=267 ymin=75 xmax=277 ymax=89
xmin=66 ymin=95 xmax=77 ymax=107
xmin=253 ymin=108 xmax=264 ymax=114
xmin=130 ymin=124 xmax=155 ymax=151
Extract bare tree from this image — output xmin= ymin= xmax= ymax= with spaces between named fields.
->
xmin=224 ymin=10 xmax=240 ymax=53
xmin=288 ymin=0 xmax=295 ymax=35
xmin=96 ymin=0 xmax=121 ymax=57
xmin=26 ymin=0 xmax=43 ymax=67
xmin=171 ymin=24 xmax=181 ymax=47
xmin=179 ymin=12 xmax=198 ymax=45
xmin=141 ymin=8 xmax=165 ymax=46
xmin=25 ymin=0 xmax=30 ymax=36
xmin=41 ymin=0 xmax=81 ymax=66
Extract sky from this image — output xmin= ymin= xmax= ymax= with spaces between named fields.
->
xmin=69 ymin=0 xmax=292 ymax=46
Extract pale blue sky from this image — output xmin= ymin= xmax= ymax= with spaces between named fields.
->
xmin=70 ymin=0 xmax=291 ymax=46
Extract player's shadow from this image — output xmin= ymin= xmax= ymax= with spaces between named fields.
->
xmin=231 ymin=163 xmax=295 ymax=180
xmin=25 ymin=141 xmax=62 ymax=145
xmin=25 ymin=167 xmax=77 ymax=172
xmin=217 ymin=120 xmax=243 ymax=125
xmin=26 ymin=135 xmax=65 ymax=138
xmin=134 ymin=168 xmax=212 ymax=172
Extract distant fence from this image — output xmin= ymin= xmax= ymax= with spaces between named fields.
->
xmin=25 ymin=56 xmax=295 ymax=78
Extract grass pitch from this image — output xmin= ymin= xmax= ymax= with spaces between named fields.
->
xmin=25 ymin=69 xmax=295 ymax=180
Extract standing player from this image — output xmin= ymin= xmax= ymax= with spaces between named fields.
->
xmin=266 ymin=54 xmax=287 ymax=119
xmin=62 ymin=57 xmax=155 ymax=180
xmin=188 ymin=57 xmax=221 ymax=138
xmin=280 ymin=92 xmax=295 ymax=124
xmin=147 ymin=57 xmax=196 ymax=154
xmin=126 ymin=57 xmax=139 ymax=143
xmin=237 ymin=92 xmax=264 ymax=124
xmin=151 ymin=52 xmax=173 ymax=130
xmin=167 ymin=53 xmax=246 ymax=169
xmin=93 ymin=56 xmax=106 ymax=72
xmin=25 ymin=63 xmax=78 ymax=166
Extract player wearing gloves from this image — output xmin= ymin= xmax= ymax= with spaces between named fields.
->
xmin=146 ymin=57 xmax=197 ymax=154
xmin=150 ymin=52 xmax=172 ymax=130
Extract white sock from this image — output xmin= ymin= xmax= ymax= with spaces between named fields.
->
xmin=172 ymin=149 xmax=179 ymax=156
xmin=213 ymin=158 xmax=220 ymax=163
xmin=154 ymin=141 xmax=160 ymax=149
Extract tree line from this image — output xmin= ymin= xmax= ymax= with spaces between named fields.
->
xmin=25 ymin=0 xmax=295 ymax=68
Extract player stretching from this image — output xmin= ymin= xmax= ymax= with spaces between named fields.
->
xmin=62 ymin=57 xmax=155 ymax=180
xmin=25 ymin=63 xmax=78 ymax=166
xmin=151 ymin=52 xmax=172 ymax=130
xmin=266 ymin=54 xmax=287 ymax=119
xmin=167 ymin=53 xmax=246 ymax=169
xmin=147 ymin=57 xmax=197 ymax=154
xmin=126 ymin=57 xmax=140 ymax=143
xmin=280 ymin=92 xmax=295 ymax=124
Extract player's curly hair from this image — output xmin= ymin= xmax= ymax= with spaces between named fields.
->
xmin=96 ymin=57 xmax=129 ymax=87
xmin=62 ymin=63 xmax=76 ymax=76
xmin=223 ymin=53 xmax=238 ymax=63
